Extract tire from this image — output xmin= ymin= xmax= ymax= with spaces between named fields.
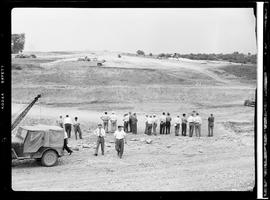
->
xmin=41 ymin=150 xmax=58 ymax=167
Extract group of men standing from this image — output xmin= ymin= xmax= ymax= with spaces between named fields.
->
xmin=144 ymin=112 xmax=215 ymax=138
xmin=100 ymin=111 xmax=138 ymax=134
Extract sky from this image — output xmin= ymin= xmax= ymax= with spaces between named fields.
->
xmin=12 ymin=8 xmax=257 ymax=54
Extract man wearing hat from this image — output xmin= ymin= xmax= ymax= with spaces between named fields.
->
xmin=94 ymin=123 xmax=106 ymax=156
xmin=114 ymin=125 xmax=127 ymax=158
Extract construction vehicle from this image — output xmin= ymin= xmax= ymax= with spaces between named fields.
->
xmin=12 ymin=94 xmax=64 ymax=167
xmin=244 ymin=99 xmax=255 ymax=107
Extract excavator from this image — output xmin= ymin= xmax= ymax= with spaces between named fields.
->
xmin=12 ymin=94 xmax=65 ymax=167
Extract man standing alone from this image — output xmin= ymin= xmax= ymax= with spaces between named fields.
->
xmin=181 ymin=113 xmax=187 ymax=136
xmin=101 ymin=112 xmax=110 ymax=133
xmin=194 ymin=113 xmax=202 ymax=137
xmin=64 ymin=115 xmax=72 ymax=138
xmin=160 ymin=112 xmax=166 ymax=135
xmin=94 ymin=124 xmax=106 ymax=156
xmin=165 ymin=113 xmax=172 ymax=134
xmin=114 ymin=125 xmax=127 ymax=159
xmin=188 ymin=113 xmax=195 ymax=137
xmin=208 ymin=114 xmax=215 ymax=137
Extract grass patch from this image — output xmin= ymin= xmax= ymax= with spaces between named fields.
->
xmin=220 ymin=64 xmax=257 ymax=80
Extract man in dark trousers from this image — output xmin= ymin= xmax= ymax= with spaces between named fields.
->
xmin=114 ymin=125 xmax=127 ymax=158
xmin=131 ymin=113 xmax=138 ymax=134
xmin=128 ymin=112 xmax=132 ymax=133
xmin=159 ymin=112 xmax=166 ymax=134
xmin=73 ymin=117 xmax=83 ymax=140
xmin=63 ymin=131 xmax=73 ymax=155
xmin=94 ymin=124 xmax=106 ymax=156
xmin=181 ymin=113 xmax=187 ymax=136
xmin=208 ymin=114 xmax=215 ymax=137
xmin=188 ymin=113 xmax=195 ymax=137
xmin=64 ymin=115 xmax=72 ymax=138
xmin=165 ymin=113 xmax=172 ymax=134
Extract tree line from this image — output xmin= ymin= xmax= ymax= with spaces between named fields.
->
xmin=136 ymin=50 xmax=257 ymax=64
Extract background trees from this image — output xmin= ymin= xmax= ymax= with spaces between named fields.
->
xmin=12 ymin=33 xmax=25 ymax=54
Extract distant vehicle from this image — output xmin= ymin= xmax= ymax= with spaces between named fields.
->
xmin=77 ymin=56 xmax=106 ymax=66
xmin=15 ymin=54 xmax=36 ymax=58
xmin=12 ymin=125 xmax=64 ymax=167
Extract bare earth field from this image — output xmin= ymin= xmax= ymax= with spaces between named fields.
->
xmin=11 ymin=51 xmax=256 ymax=191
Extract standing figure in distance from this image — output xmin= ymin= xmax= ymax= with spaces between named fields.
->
xmin=181 ymin=113 xmax=187 ymax=136
xmin=174 ymin=115 xmax=181 ymax=136
xmin=144 ymin=114 xmax=149 ymax=135
xmin=94 ymin=124 xmax=106 ymax=156
xmin=165 ymin=113 xmax=172 ymax=134
xmin=123 ymin=113 xmax=129 ymax=133
xmin=110 ymin=112 xmax=117 ymax=133
xmin=64 ymin=115 xmax=72 ymax=138
xmin=188 ymin=113 xmax=195 ymax=137
xmin=128 ymin=112 xmax=132 ymax=133
xmin=131 ymin=113 xmax=138 ymax=134
xmin=56 ymin=115 xmax=63 ymax=128
xmin=73 ymin=117 xmax=83 ymax=140
xmin=208 ymin=114 xmax=215 ymax=137
xmin=194 ymin=113 xmax=202 ymax=137
xmin=147 ymin=115 xmax=153 ymax=135
xmin=152 ymin=114 xmax=158 ymax=136
xmin=101 ymin=112 xmax=110 ymax=133
xmin=114 ymin=125 xmax=127 ymax=159
xmin=159 ymin=112 xmax=166 ymax=135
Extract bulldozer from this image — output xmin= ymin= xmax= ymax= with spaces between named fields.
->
xmin=12 ymin=94 xmax=65 ymax=167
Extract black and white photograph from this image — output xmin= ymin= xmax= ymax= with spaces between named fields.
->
xmin=3 ymin=4 xmax=266 ymax=195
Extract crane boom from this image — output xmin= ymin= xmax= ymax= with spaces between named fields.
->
xmin=11 ymin=94 xmax=41 ymax=131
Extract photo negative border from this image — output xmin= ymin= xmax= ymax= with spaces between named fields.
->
xmin=0 ymin=0 xmax=267 ymax=199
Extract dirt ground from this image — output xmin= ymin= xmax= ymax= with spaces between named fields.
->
xmin=11 ymin=51 xmax=256 ymax=191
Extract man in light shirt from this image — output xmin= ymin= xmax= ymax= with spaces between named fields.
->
xmin=187 ymin=113 xmax=195 ymax=137
xmin=160 ymin=112 xmax=166 ymax=135
xmin=64 ymin=115 xmax=72 ymax=138
xmin=110 ymin=112 xmax=117 ymax=133
xmin=73 ymin=117 xmax=83 ymax=140
xmin=94 ymin=124 xmax=106 ymax=156
xmin=174 ymin=115 xmax=182 ymax=136
xmin=114 ymin=125 xmax=127 ymax=159
xmin=194 ymin=113 xmax=202 ymax=137
xmin=101 ymin=112 xmax=110 ymax=133
xmin=152 ymin=114 xmax=158 ymax=135
xmin=123 ymin=113 xmax=129 ymax=133
xmin=147 ymin=115 xmax=153 ymax=135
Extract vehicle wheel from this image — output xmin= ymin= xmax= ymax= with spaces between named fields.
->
xmin=41 ymin=150 xmax=58 ymax=167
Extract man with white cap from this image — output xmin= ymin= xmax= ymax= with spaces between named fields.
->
xmin=94 ymin=123 xmax=106 ymax=156
xmin=110 ymin=112 xmax=117 ymax=133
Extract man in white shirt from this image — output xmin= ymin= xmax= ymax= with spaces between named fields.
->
xmin=159 ymin=112 xmax=166 ymax=135
xmin=64 ymin=115 xmax=72 ymax=138
xmin=94 ymin=124 xmax=106 ymax=156
xmin=101 ymin=112 xmax=110 ymax=133
xmin=174 ymin=115 xmax=182 ymax=136
xmin=110 ymin=112 xmax=117 ymax=133
xmin=187 ymin=113 xmax=195 ymax=137
xmin=114 ymin=125 xmax=127 ymax=159
xmin=152 ymin=114 xmax=158 ymax=135
xmin=194 ymin=113 xmax=202 ymax=137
